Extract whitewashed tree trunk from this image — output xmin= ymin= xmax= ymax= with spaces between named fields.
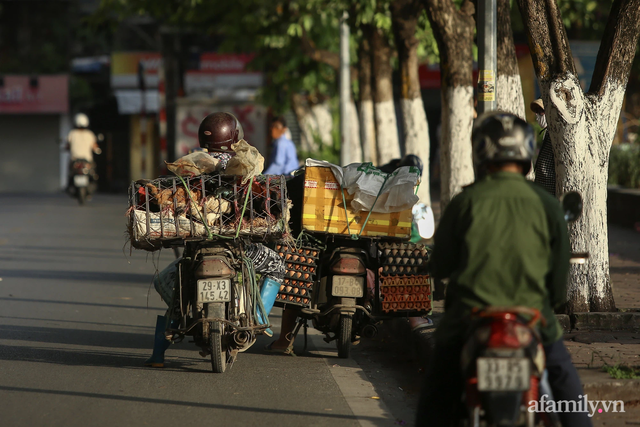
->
xmin=496 ymin=74 xmax=534 ymax=180
xmin=401 ymin=98 xmax=431 ymax=205
xmin=496 ymin=74 xmax=526 ymax=119
xmin=375 ymin=100 xmax=402 ymax=164
xmin=544 ymin=74 xmax=625 ymax=311
xmin=348 ymin=99 xmax=363 ymax=163
xmin=310 ymin=102 xmax=334 ymax=147
xmin=440 ymin=85 xmax=475 ymax=207
xmin=360 ymin=99 xmax=377 ymax=164
xmin=291 ymin=94 xmax=319 ymax=153
xmin=371 ymin=27 xmax=402 ymax=166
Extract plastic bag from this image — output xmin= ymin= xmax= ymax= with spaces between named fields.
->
xmin=166 ymin=152 xmax=220 ymax=177
xmin=305 ymin=159 xmax=419 ymax=213
xmin=153 ymin=258 xmax=180 ymax=306
xmin=225 ymin=139 xmax=264 ymax=184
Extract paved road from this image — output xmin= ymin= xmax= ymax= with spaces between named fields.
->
xmin=0 ymin=194 xmax=406 ymax=427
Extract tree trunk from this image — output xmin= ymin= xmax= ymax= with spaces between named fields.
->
xmin=291 ymin=93 xmax=320 ymax=152
xmin=310 ymin=101 xmax=334 ymax=147
xmin=359 ymin=27 xmax=377 ymax=164
xmin=496 ymin=0 xmax=525 ymax=119
xmin=392 ymin=0 xmax=432 ymax=205
xmin=516 ymin=0 xmax=640 ymax=313
xmin=423 ymin=0 xmax=476 ymax=207
xmin=370 ymin=27 xmax=401 ymax=165
xmin=348 ymin=99 xmax=363 ymax=163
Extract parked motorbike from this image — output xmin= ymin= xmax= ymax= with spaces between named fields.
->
xmin=459 ymin=191 xmax=586 ymax=426
xmin=165 ymin=240 xmax=271 ymax=373
xmin=69 ymin=159 xmax=97 ymax=205
xmin=293 ymin=205 xmax=436 ymax=359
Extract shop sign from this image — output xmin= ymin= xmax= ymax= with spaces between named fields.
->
xmin=0 ymin=75 xmax=68 ymax=114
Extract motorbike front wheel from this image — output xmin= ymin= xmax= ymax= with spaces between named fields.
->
xmin=337 ymin=315 xmax=352 ymax=358
xmin=77 ymin=186 xmax=87 ymax=205
xmin=209 ymin=321 xmax=226 ymax=373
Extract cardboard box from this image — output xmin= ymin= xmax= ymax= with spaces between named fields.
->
xmin=302 ymin=166 xmax=413 ymax=237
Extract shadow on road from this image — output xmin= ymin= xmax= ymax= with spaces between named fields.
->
xmin=0 ymin=385 xmax=367 ymax=421
xmin=0 ymin=297 xmax=164 ymax=311
xmin=0 ymin=324 xmax=162 ymax=350
xmin=0 ymin=269 xmax=154 ymax=285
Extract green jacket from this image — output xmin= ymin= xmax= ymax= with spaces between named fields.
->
xmin=431 ymin=171 xmax=570 ymax=345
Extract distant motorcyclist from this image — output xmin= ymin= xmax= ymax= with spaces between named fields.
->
xmin=416 ymin=112 xmax=590 ymax=426
xmin=67 ymin=113 xmax=101 ymax=165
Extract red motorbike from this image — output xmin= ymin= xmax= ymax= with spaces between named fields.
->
xmin=461 ymin=306 xmax=553 ymax=426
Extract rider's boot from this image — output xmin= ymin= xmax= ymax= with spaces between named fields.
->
xmin=257 ymin=277 xmax=280 ymax=337
xmin=144 ymin=315 xmax=172 ymax=368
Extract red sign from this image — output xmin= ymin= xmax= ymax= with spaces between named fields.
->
xmin=199 ymin=53 xmax=255 ymax=74
xmin=0 ymin=75 xmax=68 ymax=114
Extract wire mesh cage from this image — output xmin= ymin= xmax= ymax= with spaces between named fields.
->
xmin=127 ymin=174 xmax=290 ymax=251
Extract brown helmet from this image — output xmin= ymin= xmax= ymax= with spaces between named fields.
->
xmin=198 ymin=112 xmax=244 ymax=152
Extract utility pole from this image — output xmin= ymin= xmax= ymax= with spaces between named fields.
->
xmin=138 ymin=61 xmax=147 ymax=179
xmin=477 ymin=0 xmax=497 ymax=114
xmin=339 ymin=10 xmax=350 ymax=166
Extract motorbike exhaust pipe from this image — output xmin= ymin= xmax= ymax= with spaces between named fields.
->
xmin=362 ymin=324 xmax=378 ymax=339
xmin=233 ymin=331 xmax=250 ymax=346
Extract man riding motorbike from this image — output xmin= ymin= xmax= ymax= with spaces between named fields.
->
xmin=145 ymin=112 xmax=286 ymax=368
xmin=416 ymin=112 xmax=590 ymax=426
xmin=66 ymin=113 xmax=101 ymax=187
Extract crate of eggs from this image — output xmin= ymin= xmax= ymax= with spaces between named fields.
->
xmin=274 ymin=245 xmax=320 ymax=308
xmin=377 ymin=242 xmax=432 ymax=313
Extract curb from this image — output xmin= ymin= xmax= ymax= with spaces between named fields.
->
xmin=579 ymin=369 xmax=640 ymax=402
xmin=559 ymin=312 xmax=640 ymax=332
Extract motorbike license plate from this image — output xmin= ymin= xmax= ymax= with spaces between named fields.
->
xmin=477 ymin=358 xmax=530 ymax=391
xmin=197 ymin=279 xmax=231 ymax=303
xmin=332 ymin=276 xmax=364 ymax=298
xmin=74 ymin=175 xmax=89 ymax=187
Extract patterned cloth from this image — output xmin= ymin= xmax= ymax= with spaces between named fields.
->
xmin=244 ymin=243 xmax=286 ymax=283
xmin=210 ymin=151 xmax=233 ymax=169
xmin=534 ymin=131 xmax=556 ymax=196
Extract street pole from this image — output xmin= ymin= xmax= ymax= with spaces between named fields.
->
xmin=477 ymin=0 xmax=497 ymax=115
xmin=138 ymin=61 xmax=147 ymax=179
xmin=339 ymin=10 xmax=350 ymax=166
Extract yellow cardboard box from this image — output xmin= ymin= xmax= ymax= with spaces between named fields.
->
xmin=302 ymin=166 xmax=413 ymax=238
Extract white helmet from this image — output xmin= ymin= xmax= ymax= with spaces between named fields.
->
xmin=75 ymin=113 xmax=89 ymax=129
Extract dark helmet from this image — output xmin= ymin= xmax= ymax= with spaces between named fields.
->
xmin=198 ymin=112 xmax=244 ymax=152
xmin=398 ymin=154 xmax=424 ymax=176
xmin=472 ymin=111 xmax=535 ymax=175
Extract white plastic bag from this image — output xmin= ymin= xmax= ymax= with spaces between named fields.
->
xmin=304 ymin=159 xmax=419 ymax=213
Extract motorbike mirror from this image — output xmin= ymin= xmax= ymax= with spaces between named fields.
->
xmin=412 ymin=203 xmax=435 ymax=240
xmin=561 ymin=191 xmax=583 ymax=223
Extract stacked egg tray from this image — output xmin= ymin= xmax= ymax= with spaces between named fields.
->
xmin=378 ymin=242 xmax=432 ymax=313
xmin=274 ymin=245 xmax=320 ymax=308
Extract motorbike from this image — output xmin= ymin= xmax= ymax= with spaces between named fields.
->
xmin=163 ymin=240 xmax=272 ymax=373
xmin=459 ymin=191 xmax=587 ymax=426
xmin=286 ymin=204 xmax=436 ymax=359
xmin=69 ymin=158 xmax=97 ymax=205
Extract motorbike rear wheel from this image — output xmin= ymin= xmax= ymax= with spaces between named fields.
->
xmin=209 ymin=321 xmax=226 ymax=373
xmin=337 ymin=315 xmax=352 ymax=358
xmin=77 ymin=187 xmax=87 ymax=205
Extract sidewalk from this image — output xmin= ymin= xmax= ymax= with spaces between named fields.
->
xmin=563 ymin=224 xmax=640 ymax=426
